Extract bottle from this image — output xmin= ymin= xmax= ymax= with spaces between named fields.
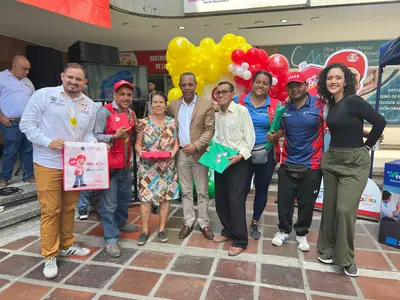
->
xmin=372 ymin=141 xmax=381 ymax=151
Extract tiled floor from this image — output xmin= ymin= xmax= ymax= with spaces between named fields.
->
xmin=0 ymin=193 xmax=399 ymax=300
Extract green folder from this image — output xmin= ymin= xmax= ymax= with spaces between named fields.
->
xmin=265 ymin=105 xmax=286 ymax=150
xmin=199 ymin=142 xmax=239 ymax=174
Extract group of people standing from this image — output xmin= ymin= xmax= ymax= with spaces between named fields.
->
xmin=212 ymin=64 xmax=386 ymax=276
xmin=6 ymin=55 xmax=386 ymax=280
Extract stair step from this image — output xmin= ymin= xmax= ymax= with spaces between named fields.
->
xmin=0 ymin=201 xmax=41 ymax=229
xmin=0 ymin=184 xmax=37 ymax=206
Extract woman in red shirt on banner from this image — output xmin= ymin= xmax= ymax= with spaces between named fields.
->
xmin=233 ymin=70 xmax=281 ymax=240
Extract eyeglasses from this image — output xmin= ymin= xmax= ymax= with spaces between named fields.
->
xmin=215 ymin=90 xmax=232 ymax=96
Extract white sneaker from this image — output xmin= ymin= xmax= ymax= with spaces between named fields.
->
xmin=59 ymin=243 xmax=91 ymax=257
xmin=43 ymin=257 xmax=58 ymax=279
xmin=272 ymin=232 xmax=289 ymax=246
xmin=296 ymin=235 xmax=310 ymax=252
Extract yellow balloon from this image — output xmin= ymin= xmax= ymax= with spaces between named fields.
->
xmin=168 ymin=37 xmax=190 ymax=59
xmin=199 ymin=38 xmax=215 ymax=53
xmin=220 ymin=53 xmax=233 ymax=74
xmin=237 ymin=36 xmax=247 ymax=44
xmin=221 ymin=33 xmax=238 ymax=48
xmin=172 ymin=76 xmax=180 ymax=88
xmin=190 ymin=43 xmax=195 ymax=49
xmin=167 ymin=88 xmax=183 ymax=103
xmin=212 ymin=43 xmax=221 ymax=58
xmin=241 ymin=43 xmax=253 ymax=53
xmin=207 ymin=63 xmax=221 ymax=82
xmin=166 ymin=51 xmax=175 ymax=63
xmin=196 ymin=81 xmax=204 ymax=95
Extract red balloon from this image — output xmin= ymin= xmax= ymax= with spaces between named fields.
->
xmin=234 ymin=76 xmax=248 ymax=87
xmin=277 ymin=90 xmax=288 ymax=102
xmin=244 ymin=84 xmax=252 ymax=94
xmin=268 ymin=54 xmax=289 ymax=76
xmin=261 ymin=60 xmax=269 ymax=71
xmin=277 ymin=73 xmax=287 ymax=85
xmin=246 ymin=48 xmax=261 ymax=65
xmin=248 ymin=64 xmax=262 ymax=76
xmin=268 ymin=85 xmax=280 ymax=98
xmin=231 ymin=49 xmax=246 ymax=64
xmin=258 ymin=49 xmax=269 ymax=63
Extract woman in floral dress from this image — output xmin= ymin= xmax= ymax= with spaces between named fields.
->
xmin=135 ymin=92 xmax=179 ymax=246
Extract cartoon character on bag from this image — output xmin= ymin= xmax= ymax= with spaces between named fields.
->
xmin=69 ymin=155 xmax=87 ymax=188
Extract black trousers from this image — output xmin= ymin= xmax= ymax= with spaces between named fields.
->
xmin=215 ymin=159 xmax=248 ymax=248
xmin=277 ymin=164 xmax=322 ymax=236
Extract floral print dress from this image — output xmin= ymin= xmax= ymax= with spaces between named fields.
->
xmin=138 ymin=116 xmax=179 ymax=203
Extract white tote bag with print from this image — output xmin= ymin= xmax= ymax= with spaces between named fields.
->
xmin=63 ymin=142 xmax=109 ymax=191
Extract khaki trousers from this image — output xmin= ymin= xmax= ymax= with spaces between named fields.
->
xmin=35 ymin=164 xmax=80 ymax=259
xmin=177 ymin=150 xmax=210 ymax=228
xmin=317 ymin=147 xmax=370 ymax=266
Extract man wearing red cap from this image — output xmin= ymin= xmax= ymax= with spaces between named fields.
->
xmin=269 ymin=72 xmax=325 ymax=252
xmin=94 ymin=80 xmax=138 ymax=257
xmin=20 ymin=63 xmax=98 ymax=279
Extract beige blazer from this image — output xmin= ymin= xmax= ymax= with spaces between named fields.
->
xmin=167 ymin=95 xmax=215 ymax=161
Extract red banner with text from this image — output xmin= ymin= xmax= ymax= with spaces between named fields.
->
xmin=134 ymin=50 xmax=167 ymax=74
xmin=18 ymin=0 xmax=111 ymax=28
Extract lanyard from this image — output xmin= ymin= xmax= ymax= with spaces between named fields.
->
xmin=61 ymin=93 xmax=80 ymax=128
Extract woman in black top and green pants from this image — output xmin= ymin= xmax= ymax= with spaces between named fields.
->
xmin=316 ymin=63 xmax=386 ymax=277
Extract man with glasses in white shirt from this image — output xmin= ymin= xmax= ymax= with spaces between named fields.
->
xmin=20 ymin=63 xmax=97 ymax=279
xmin=212 ymin=81 xmax=255 ymax=256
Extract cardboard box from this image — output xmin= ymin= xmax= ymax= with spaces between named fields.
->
xmin=378 ymin=160 xmax=400 ymax=249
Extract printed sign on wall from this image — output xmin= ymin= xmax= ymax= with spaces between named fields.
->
xmin=184 ymin=0 xmax=307 ymax=14
xmin=280 ymin=41 xmax=400 ymax=124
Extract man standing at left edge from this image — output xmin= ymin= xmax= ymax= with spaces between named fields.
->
xmin=20 ymin=63 xmax=97 ymax=279
xmin=0 ymin=55 xmax=35 ymax=187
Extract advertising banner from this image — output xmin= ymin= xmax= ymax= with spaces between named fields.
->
xmin=84 ymin=63 xmax=148 ymax=102
xmin=183 ymin=0 xmax=307 ymax=14
xmin=279 ymin=40 xmax=400 ymax=124
xmin=379 ymin=160 xmax=400 ymax=248
xmin=120 ymin=51 xmax=167 ymax=74
xmin=316 ymin=178 xmax=382 ymax=218
xmin=280 ymin=41 xmax=400 ymax=124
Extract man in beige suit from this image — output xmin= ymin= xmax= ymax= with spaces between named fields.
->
xmin=167 ymin=72 xmax=215 ymax=240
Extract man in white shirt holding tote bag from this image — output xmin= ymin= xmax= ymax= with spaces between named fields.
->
xmin=20 ymin=63 xmax=97 ymax=279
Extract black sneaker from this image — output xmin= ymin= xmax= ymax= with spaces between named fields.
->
xmin=158 ymin=230 xmax=169 ymax=243
xmin=250 ymin=222 xmax=261 ymax=240
xmin=137 ymin=232 xmax=149 ymax=246
xmin=344 ymin=263 xmax=359 ymax=277
xmin=78 ymin=210 xmax=89 ymax=220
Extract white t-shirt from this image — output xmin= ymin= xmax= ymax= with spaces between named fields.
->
xmin=381 ymin=202 xmax=394 ymax=218
xmin=20 ymin=85 xmax=97 ymax=169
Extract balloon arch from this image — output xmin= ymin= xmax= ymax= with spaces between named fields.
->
xmin=166 ymin=34 xmax=290 ymax=103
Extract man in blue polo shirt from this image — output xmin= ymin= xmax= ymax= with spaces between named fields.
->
xmin=270 ymin=72 xmax=324 ymax=252
xmin=0 ymin=55 xmax=35 ymax=188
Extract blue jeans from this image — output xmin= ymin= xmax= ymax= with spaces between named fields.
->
xmin=246 ymin=150 xmax=276 ymax=221
xmin=78 ymin=191 xmax=90 ymax=211
xmin=0 ymin=121 xmax=33 ymax=181
xmin=74 ymin=174 xmax=85 ymax=186
xmin=99 ymin=169 xmax=132 ymax=244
